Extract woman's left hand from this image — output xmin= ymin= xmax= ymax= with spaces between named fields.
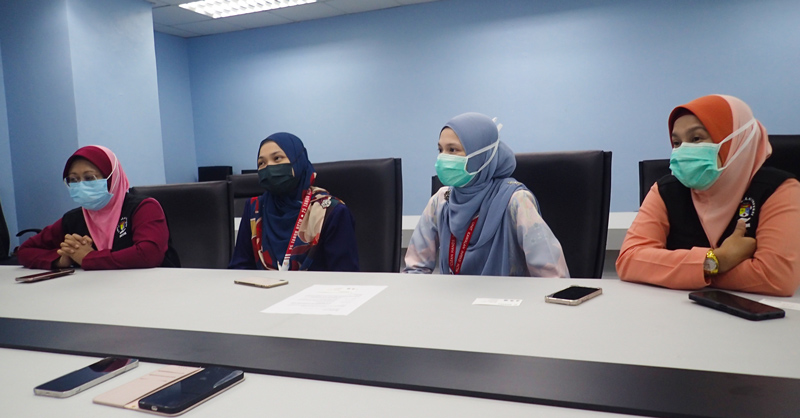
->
xmin=59 ymin=234 xmax=94 ymax=265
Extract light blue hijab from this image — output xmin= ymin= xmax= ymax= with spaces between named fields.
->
xmin=437 ymin=112 xmax=528 ymax=275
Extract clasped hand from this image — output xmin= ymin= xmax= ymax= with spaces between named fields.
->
xmin=55 ymin=234 xmax=95 ymax=267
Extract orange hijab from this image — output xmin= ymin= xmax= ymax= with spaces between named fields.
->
xmin=668 ymin=95 xmax=771 ymax=247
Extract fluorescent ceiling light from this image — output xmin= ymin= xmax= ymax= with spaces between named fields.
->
xmin=180 ymin=0 xmax=318 ymax=19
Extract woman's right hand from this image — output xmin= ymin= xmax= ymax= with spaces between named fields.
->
xmin=715 ymin=219 xmax=757 ymax=274
xmin=54 ymin=253 xmax=72 ymax=269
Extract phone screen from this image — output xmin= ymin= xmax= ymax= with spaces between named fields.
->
xmin=138 ymin=367 xmax=244 ymax=414
xmin=35 ymin=357 xmax=137 ymax=394
xmin=689 ymin=290 xmax=785 ymax=320
xmin=550 ymin=286 xmax=601 ymax=300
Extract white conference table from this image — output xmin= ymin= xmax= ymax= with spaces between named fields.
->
xmin=1 ymin=266 xmax=798 ymax=417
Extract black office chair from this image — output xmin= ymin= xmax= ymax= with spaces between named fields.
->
xmin=198 ymin=166 xmax=232 ymax=182
xmin=432 ymin=151 xmax=612 ymax=278
xmin=229 ymin=159 xmax=403 ymax=273
xmin=638 ymin=135 xmax=800 ymax=205
xmin=229 ymin=173 xmax=264 ymax=217
xmin=638 ymin=159 xmax=670 ymax=205
xmin=315 ymin=158 xmax=402 ymax=273
xmin=130 ymin=181 xmax=234 ymax=269
xmin=0 ymin=198 xmax=12 ymax=264
xmin=766 ymin=135 xmax=800 ymax=177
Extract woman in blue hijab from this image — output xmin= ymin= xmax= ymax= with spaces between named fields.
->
xmin=229 ymin=133 xmax=359 ymax=271
xmin=404 ymin=113 xmax=568 ymax=277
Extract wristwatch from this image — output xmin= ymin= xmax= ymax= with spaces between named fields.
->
xmin=704 ymin=249 xmax=720 ymax=276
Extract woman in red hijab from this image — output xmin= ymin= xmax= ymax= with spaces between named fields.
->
xmin=617 ymin=95 xmax=800 ymax=296
xmin=18 ymin=145 xmax=179 ymax=270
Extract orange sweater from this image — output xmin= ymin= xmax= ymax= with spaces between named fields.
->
xmin=616 ymin=179 xmax=800 ymax=296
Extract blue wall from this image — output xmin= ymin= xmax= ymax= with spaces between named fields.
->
xmin=2 ymin=0 xmax=799 ymax=233
xmin=0 ymin=0 xmax=81 ymax=231
xmin=66 ymin=0 xmax=166 ymax=185
xmin=0 ymin=0 xmax=165 ymax=232
xmin=155 ymin=32 xmax=198 ymax=184
xmin=184 ymin=0 xmax=800 ymax=214
xmin=0 ymin=43 xmax=18 ymax=247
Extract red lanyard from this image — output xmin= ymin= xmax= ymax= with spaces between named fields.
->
xmin=448 ymin=217 xmax=478 ymax=275
xmin=279 ymin=189 xmax=313 ymax=271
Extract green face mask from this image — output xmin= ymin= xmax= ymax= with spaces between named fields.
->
xmin=435 ymin=140 xmax=499 ymax=188
xmin=669 ymin=118 xmax=757 ymax=190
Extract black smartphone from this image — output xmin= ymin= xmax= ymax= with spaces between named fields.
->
xmin=16 ymin=269 xmax=75 ymax=283
xmin=689 ymin=290 xmax=785 ymax=321
xmin=34 ymin=357 xmax=139 ymax=398
xmin=545 ymin=286 xmax=602 ymax=306
xmin=137 ymin=367 xmax=244 ymax=415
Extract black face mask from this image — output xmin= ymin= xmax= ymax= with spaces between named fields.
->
xmin=258 ymin=164 xmax=300 ymax=196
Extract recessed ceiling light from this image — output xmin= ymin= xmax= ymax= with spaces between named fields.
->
xmin=179 ymin=0 xmax=318 ymax=19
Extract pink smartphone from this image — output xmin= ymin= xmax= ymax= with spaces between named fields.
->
xmin=16 ymin=269 xmax=75 ymax=283
xmin=234 ymin=277 xmax=288 ymax=289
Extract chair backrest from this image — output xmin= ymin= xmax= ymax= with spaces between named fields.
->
xmin=0 ymin=198 xmax=10 ymax=261
xmin=638 ymin=135 xmax=800 ymax=205
xmin=638 ymin=159 xmax=670 ymax=205
xmin=432 ymin=151 xmax=612 ymax=278
xmin=229 ymin=173 xmax=263 ymax=216
xmin=766 ymin=135 xmax=800 ymax=177
xmin=315 ymin=158 xmax=402 ymax=273
xmin=228 ymin=159 xmax=403 ymax=273
xmin=130 ymin=181 xmax=233 ymax=269
xmin=198 ymin=166 xmax=232 ymax=182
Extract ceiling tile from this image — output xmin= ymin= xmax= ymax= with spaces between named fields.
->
xmin=144 ymin=0 xmax=171 ymax=7
xmin=221 ymin=11 xmax=294 ymax=29
xmin=395 ymin=0 xmax=439 ymax=4
xmin=152 ymin=5 xmax=211 ymax=25
xmin=173 ymin=18 xmax=248 ymax=36
xmin=325 ymin=0 xmax=401 ymax=14
xmin=266 ymin=2 xmax=344 ymax=22
xmin=153 ymin=23 xmax=202 ymax=37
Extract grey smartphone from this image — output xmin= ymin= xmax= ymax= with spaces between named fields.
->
xmin=34 ymin=357 xmax=139 ymax=398
xmin=689 ymin=290 xmax=785 ymax=321
xmin=234 ymin=277 xmax=288 ymax=289
xmin=137 ymin=367 xmax=244 ymax=416
xmin=545 ymin=286 xmax=602 ymax=306
xmin=16 ymin=269 xmax=75 ymax=283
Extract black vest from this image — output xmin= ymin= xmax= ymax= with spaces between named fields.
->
xmin=658 ymin=167 xmax=794 ymax=250
xmin=61 ymin=194 xmax=180 ymax=267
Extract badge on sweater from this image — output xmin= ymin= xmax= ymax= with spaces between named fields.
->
xmin=738 ymin=197 xmax=756 ymax=228
xmin=117 ymin=217 xmax=128 ymax=238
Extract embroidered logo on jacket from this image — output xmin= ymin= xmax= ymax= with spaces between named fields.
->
xmin=738 ymin=197 xmax=756 ymax=228
xmin=117 ymin=217 xmax=128 ymax=238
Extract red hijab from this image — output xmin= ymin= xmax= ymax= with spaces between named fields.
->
xmin=668 ymin=95 xmax=771 ymax=246
xmin=63 ymin=146 xmax=130 ymax=251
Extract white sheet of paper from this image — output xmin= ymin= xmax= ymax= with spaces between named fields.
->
xmin=472 ymin=298 xmax=522 ymax=307
xmin=262 ymin=285 xmax=387 ymax=315
xmin=758 ymin=299 xmax=800 ymax=311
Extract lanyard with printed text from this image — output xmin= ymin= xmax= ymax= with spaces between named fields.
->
xmin=278 ymin=189 xmax=312 ymax=272
xmin=448 ymin=217 xmax=478 ymax=275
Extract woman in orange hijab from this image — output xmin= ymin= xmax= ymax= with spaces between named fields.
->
xmin=617 ymin=95 xmax=800 ymax=296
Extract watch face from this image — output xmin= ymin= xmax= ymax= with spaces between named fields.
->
xmin=704 ymin=257 xmax=718 ymax=272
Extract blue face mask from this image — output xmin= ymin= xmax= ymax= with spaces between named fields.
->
xmin=669 ymin=118 xmax=757 ymax=191
xmin=435 ymin=139 xmax=499 ymax=188
xmin=69 ymin=179 xmax=113 ymax=211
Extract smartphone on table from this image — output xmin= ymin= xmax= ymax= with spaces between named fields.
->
xmin=689 ymin=290 xmax=785 ymax=321
xmin=137 ymin=367 xmax=245 ymax=416
xmin=16 ymin=269 xmax=75 ymax=283
xmin=34 ymin=357 xmax=139 ymax=398
xmin=545 ymin=286 xmax=602 ymax=306
xmin=234 ymin=277 xmax=288 ymax=289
